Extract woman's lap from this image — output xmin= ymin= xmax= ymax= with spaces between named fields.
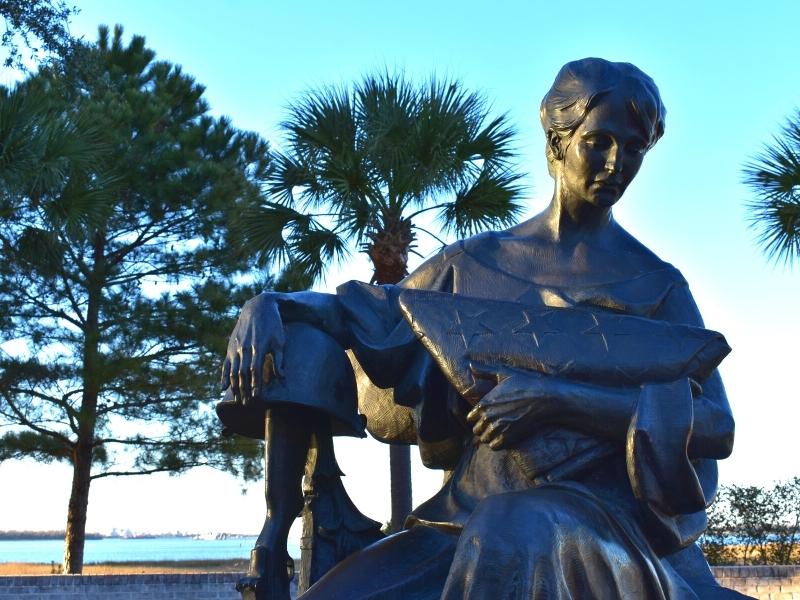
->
xmin=299 ymin=524 xmax=457 ymax=600
xmin=442 ymin=485 xmax=697 ymax=599
xmin=300 ymin=484 xmax=698 ymax=599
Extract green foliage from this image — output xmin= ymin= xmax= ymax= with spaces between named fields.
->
xmin=245 ymin=70 xmax=524 ymax=284
xmin=700 ymin=478 xmax=800 ymax=565
xmin=0 ymin=0 xmax=77 ymax=68
xmin=742 ymin=111 xmax=800 ymax=264
xmin=0 ymin=25 xmax=268 ymax=483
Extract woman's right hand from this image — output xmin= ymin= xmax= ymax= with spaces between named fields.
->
xmin=467 ymin=369 xmax=561 ymax=450
xmin=221 ymin=293 xmax=285 ymax=406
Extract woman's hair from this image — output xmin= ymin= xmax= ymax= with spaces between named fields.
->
xmin=540 ymin=58 xmax=666 ymax=169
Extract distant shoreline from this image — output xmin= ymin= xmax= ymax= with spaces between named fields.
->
xmin=0 ymin=531 xmax=252 ymax=541
xmin=0 ymin=531 xmax=102 ymax=541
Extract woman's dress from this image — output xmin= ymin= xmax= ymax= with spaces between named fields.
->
xmin=299 ymin=230 xmax=737 ymax=599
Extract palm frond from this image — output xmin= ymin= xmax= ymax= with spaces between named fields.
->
xmin=316 ymin=153 xmax=376 ymax=208
xmin=456 ymin=114 xmax=518 ymax=165
xmin=279 ymin=85 xmax=382 ymax=212
xmin=272 ymin=260 xmax=317 ymax=292
xmin=267 ymin=151 xmax=314 ymax=206
xmin=236 ymin=202 xmax=313 ymax=267
xmin=403 ymin=79 xmax=478 ymax=200
xmin=437 ymin=167 xmax=525 ymax=238
xmin=356 ymin=71 xmax=418 ymax=201
xmin=267 ymin=69 xmax=524 ymax=286
xmin=743 ymin=111 xmax=800 ymax=264
xmin=283 ymin=84 xmax=356 ymax=157
xmin=333 ymin=192 xmax=375 ymax=243
xmin=286 ymin=221 xmax=349 ymax=282
xmin=401 ymin=78 xmax=521 ymax=210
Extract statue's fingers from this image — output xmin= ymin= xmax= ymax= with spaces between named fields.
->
xmin=238 ymin=366 xmax=250 ymax=404
xmin=239 ymin=349 xmax=253 ymax=401
xmin=238 ymin=371 xmax=248 ymax=404
xmin=495 ymin=421 xmax=524 ymax=448
xmin=250 ymin=361 xmax=259 ymax=399
xmin=230 ymin=354 xmax=241 ymax=402
xmin=471 ymin=415 xmax=489 ymax=437
xmin=260 ymin=353 xmax=276 ymax=391
xmin=220 ymin=358 xmax=231 ymax=391
xmin=250 ymin=345 xmax=266 ymax=393
xmin=466 ymin=405 xmax=483 ymax=424
xmin=479 ymin=422 xmax=502 ymax=445
xmin=488 ymin=434 xmax=508 ymax=450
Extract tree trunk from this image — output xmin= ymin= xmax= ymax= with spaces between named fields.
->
xmin=63 ymin=230 xmax=104 ymax=574
xmin=64 ymin=439 xmax=93 ymax=573
xmin=389 ymin=444 xmax=412 ymax=533
xmin=366 ymin=217 xmax=416 ymax=533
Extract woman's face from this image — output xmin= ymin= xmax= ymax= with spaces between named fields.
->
xmin=558 ymin=91 xmax=650 ymax=209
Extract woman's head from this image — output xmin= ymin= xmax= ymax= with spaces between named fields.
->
xmin=540 ymin=58 xmax=666 ymax=175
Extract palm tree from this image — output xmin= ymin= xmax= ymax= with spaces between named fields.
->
xmin=244 ymin=71 xmax=524 ymax=532
xmin=743 ymin=110 xmax=800 ymax=264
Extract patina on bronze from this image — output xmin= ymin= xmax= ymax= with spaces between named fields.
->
xmin=219 ymin=58 xmax=748 ymax=599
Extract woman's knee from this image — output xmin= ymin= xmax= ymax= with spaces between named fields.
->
xmin=464 ymin=489 xmax=586 ymax=551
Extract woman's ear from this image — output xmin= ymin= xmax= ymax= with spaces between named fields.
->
xmin=547 ymin=130 xmax=564 ymax=161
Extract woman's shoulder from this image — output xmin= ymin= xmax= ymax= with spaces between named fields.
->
xmin=611 ymin=222 xmax=686 ymax=282
xmin=401 ymin=231 xmax=501 ymax=289
xmin=439 ymin=230 xmax=504 ymax=259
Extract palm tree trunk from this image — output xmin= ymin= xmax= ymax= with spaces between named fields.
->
xmin=389 ymin=444 xmax=412 ymax=532
xmin=367 ymin=217 xmax=416 ymax=532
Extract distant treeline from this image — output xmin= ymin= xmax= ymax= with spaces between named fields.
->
xmin=700 ymin=477 xmax=800 ymax=565
xmin=0 ymin=531 xmax=102 ymax=540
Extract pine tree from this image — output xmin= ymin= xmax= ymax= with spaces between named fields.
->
xmin=0 ymin=25 xmax=268 ymax=573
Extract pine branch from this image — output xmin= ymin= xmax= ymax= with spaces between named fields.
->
xmin=6 ymin=384 xmax=79 ymax=420
xmin=15 ymin=284 xmax=84 ymax=329
xmin=89 ymin=465 xmax=204 ymax=480
xmin=0 ymin=392 xmax=73 ymax=446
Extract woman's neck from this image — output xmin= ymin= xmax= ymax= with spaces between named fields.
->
xmin=542 ymin=183 xmax=615 ymax=241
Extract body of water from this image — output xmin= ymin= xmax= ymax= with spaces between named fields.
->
xmin=0 ymin=537 xmax=302 ymax=563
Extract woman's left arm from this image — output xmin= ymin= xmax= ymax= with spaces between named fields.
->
xmin=469 ymin=283 xmax=735 ymax=459
xmin=468 ymin=370 xmax=639 ymax=449
xmin=649 ymin=281 xmax=735 ymax=460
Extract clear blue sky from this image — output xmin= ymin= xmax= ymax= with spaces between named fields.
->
xmin=2 ymin=0 xmax=799 ymax=535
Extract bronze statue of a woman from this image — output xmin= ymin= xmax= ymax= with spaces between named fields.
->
xmin=220 ymin=58 xmax=744 ymax=599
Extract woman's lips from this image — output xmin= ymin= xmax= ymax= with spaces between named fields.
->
xmin=593 ymin=180 xmax=620 ymax=193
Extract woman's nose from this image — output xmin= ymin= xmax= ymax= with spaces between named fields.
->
xmin=605 ymin=145 xmax=623 ymax=174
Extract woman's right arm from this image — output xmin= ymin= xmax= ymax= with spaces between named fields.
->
xmin=220 ymin=291 xmax=348 ymax=405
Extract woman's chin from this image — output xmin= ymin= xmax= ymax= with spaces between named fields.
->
xmin=587 ymin=191 xmax=621 ymax=208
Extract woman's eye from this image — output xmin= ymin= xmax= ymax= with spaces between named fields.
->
xmin=626 ymin=142 xmax=645 ymax=155
xmin=584 ymin=135 xmax=611 ymax=150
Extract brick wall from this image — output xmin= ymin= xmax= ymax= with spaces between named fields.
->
xmin=712 ymin=566 xmax=800 ymax=599
xmin=0 ymin=572 xmax=297 ymax=599
xmin=1 ymin=568 xmax=797 ymax=598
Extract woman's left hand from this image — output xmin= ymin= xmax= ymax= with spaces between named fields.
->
xmin=466 ymin=369 xmax=563 ymax=450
